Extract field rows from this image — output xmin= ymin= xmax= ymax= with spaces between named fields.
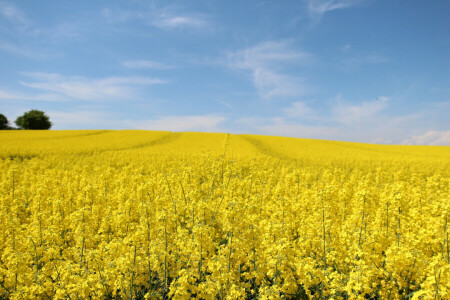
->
xmin=0 ymin=131 xmax=449 ymax=299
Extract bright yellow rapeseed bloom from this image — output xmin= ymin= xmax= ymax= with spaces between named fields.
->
xmin=0 ymin=130 xmax=449 ymax=299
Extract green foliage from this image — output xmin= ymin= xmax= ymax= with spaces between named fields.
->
xmin=15 ymin=110 xmax=52 ymax=130
xmin=0 ymin=113 xmax=10 ymax=130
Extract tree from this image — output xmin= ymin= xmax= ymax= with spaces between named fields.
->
xmin=15 ymin=110 xmax=52 ymax=130
xmin=0 ymin=113 xmax=11 ymax=129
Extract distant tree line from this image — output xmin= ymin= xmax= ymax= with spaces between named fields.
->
xmin=0 ymin=110 xmax=52 ymax=130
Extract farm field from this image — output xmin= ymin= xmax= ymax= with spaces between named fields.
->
xmin=0 ymin=130 xmax=449 ymax=299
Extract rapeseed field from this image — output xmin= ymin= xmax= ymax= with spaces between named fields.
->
xmin=0 ymin=130 xmax=449 ymax=299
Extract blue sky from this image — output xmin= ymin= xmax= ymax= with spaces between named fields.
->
xmin=0 ymin=0 xmax=449 ymax=145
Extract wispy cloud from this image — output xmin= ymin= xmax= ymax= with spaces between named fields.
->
xmin=0 ymin=89 xmax=64 ymax=102
xmin=333 ymin=96 xmax=389 ymax=124
xmin=215 ymin=99 xmax=233 ymax=110
xmin=0 ymin=2 xmax=83 ymax=59
xmin=0 ymin=1 xmax=28 ymax=24
xmin=29 ymin=20 xmax=91 ymax=39
xmin=402 ymin=130 xmax=450 ymax=146
xmin=45 ymin=109 xmax=131 ymax=130
xmin=235 ymin=116 xmax=339 ymax=139
xmin=0 ymin=40 xmax=55 ymax=59
xmin=101 ymin=6 xmax=209 ymax=31
xmin=341 ymin=53 xmax=390 ymax=70
xmin=234 ymin=96 xmax=428 ymax=143
xmin=48 ymin=110 xmax=108 ymax=126
xmin=19 ymin=72 xmax=166 ymax=101
xmin=245 ymin=96 xmax=450 ymax=144
xmin=128 ymin=115 xmax=226 ymax=132
xmin=227 ymin=41 xmax=312 ymax=98
xmin=306 ymin=0 xmax=366 ymax=22
xmin=122 ymin=60 xmax=174 ymax=69
xmin=261 ymin=123 xmax=340 ymax=139
xmin=228 ymin=41 xmax=310 ymax=70
xmin=155 ymin=15 xmax=207 ymax=30
xmin=253 ymin=69 xmax=306 ymax=98
xmin=341 ymin=44 xmax=351 ymax=52
xmin=284 ymin=101 xmax=314 ymax=118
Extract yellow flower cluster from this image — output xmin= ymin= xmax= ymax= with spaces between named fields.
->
xmin=0 ymin=130 xmax=449 ymax=299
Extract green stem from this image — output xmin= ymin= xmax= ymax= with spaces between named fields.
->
xmin=358 ymin=195 xmax=366 ymax=247
xmin=322 ymin=197 xmax=327 ymax=271
xmin=129 ymin=245 xmax=137 ymax=300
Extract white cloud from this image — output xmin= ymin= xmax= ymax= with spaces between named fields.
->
xmin=45 ymin=110 xmax=130 ymax=130
xmin=156 ymin=15 xmax=207 ymax=30
xmin=341 ymin=44 xmax=351 ymax=51
xmin=0 ymin=1 xmax=27 ymax=24
xmin=215 ymin=99 xmax=233 ymax=110
xmin=402 ymin=130 xmax=450 ymax=146
xmin=234 ymin=113 xmax=415 ymax=144
xmin=234 ymin=96 xmax=441 ymax=144
xmin=19 ymin=72 xmax=166 ymax=100
xmin=306 ymin=0 xmax=366 ymax=21
xmin=228 ymin=41 xmax=310 ymax=70
xmin=122 ymin=60 xmax=173 ymax=69
xmin=48 ymin=111 xmax=107 ymax=125
xmin=41 ymin=21 xmax=88 ymax=39
xmin=0 ymin=89 xmax=64 ymax=101
xmin=260 ymin=123 xmax=339 ymax=139
xmin=252 ymin=69 xmax=307 ymax=98
xmin=0 ymin=40 xmax=54 ymax=59
xmin=129 ymin=115 xmax=226 ymax=132
xmin=227 ymin=41 xmax=311 ymax=98
xmin=333 ymin=96 xmax=389 ymax=124
xmin=284 ymin=101 xmax=314 ymax=118
xmin=235 ymin=116 xmax=339 ymax=139
xmin=341 ymin=53 xmax=390 ymax=69
xmin=101 ymin=6 xmax=209 ymax=31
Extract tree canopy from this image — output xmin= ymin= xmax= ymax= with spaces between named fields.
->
xmin=0 ymin=113 xmax=10 ymax=130
xmin=15 ymin=110 xmax=52 ymax=130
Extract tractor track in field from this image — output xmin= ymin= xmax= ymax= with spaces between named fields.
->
xmin=238 ymin=135 xmax=293 ymax=161
xmin=88 ymin=132 xmax=183 ymax=154
xmin=123 ymin=132 xmax=183 ymax=151
xmin=17 ymin=130 xmax=112 ymax=141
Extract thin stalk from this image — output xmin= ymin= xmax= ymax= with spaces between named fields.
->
xmin=12 ymin=170 xmax=15 ymax=202
xmin=282 ymin=197 xmax=285 ymax=234
xmin=434 ymin=269 xmax=441 ymax=300
xmin=447 ymin=230 xmax=449 ymax=264
xmin=104 ymin=180 xmax=108 ymax=204
xmin=13 ymin=230 xmax=17 ymax=291
xmin=12 ymin=230 xmax=15 ymax=250
xmin=30 ymin=238 xmax=39 ymax=280
xmin=146 ymin=211 xmax=152 ymax=291
xmin=164 ymin=221 xmax=168 ymax=296
xmin=250 ymin=234 xmax=257 ymax=293
xmin=274 ymin=262 xmax=278 ymax=288
xmin=397 ymin=207 xmax=401 ymax=247
xmin=98 ymin=265 xmax=110 ymax=297
xmin=226 ymin=232 xmax=233 ymax=295
xmin=39 ymin=215 xmax=43 ymax=246
xmin=221 ymin=134 xmax=229 ymax=183
xmin=238 ymin=263 xmax=241 ymax=286
xmin=129 ymin=245 xmax=137 ymax=300
xmin=164 ymin=176 xmax=177 ymax=216
xmin=198 ymin=232 xmax=203 ymax=282
xmin=386 ymin=202 xmax=389 ymax=237
xmin=445 ymin=216 xmax=449 ymax=264
xmin=180 ymin=181 xmax=187 ymax=206
xmin=358 ymin=195 xmax=366 ymax=247
xmin=80 ymin=236 xmax=85 ymax=268
xmin=322 ymin=197 xmax=327 ymax=271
